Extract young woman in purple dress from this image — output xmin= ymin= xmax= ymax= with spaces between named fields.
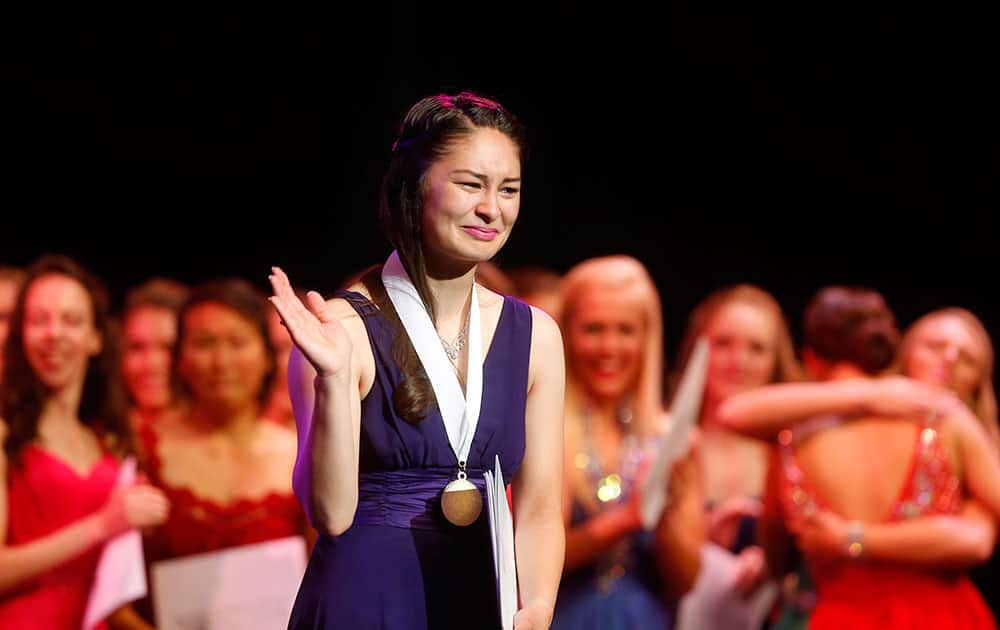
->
xmin=269 ymin=91 xmax=566 ymax=630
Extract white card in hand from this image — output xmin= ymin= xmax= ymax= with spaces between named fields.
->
xmin=484 ymin=455 xmax=517 ymax=630
xmin=676 ymin=543 xmax=779 ymax=630
xmin=640 ymin=337 xmax=709 ymax=529
xmin=81 ymin=456 xmax=147 ymax=630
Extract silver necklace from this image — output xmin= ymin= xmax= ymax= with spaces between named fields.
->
xmin=439 ymin=319 xmax=469 ymax=362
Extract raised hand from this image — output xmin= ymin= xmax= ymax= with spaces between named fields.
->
xmin=268 ymin=266 xmax=352 ymax=378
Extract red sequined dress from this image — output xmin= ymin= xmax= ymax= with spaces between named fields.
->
xmin=779 ymin=416 xmax=995 ymax=629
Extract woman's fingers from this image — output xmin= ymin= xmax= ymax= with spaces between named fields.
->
xmin=268 ymin=267 xmax=318 ymax=332
xmin=306 ymin=290 xmax=332 ymax=323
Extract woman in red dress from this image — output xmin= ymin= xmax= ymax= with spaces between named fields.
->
xmin=0 ymin=255 xmax=169 ymax=630
xmin=138 ymin=279 xmax=308 ymax=599
xmin=754 ymin=287 xmax=999 ymax=629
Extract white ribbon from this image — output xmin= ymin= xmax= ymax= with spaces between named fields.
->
xmin=381 ymin=251 xmax=483 ymax=466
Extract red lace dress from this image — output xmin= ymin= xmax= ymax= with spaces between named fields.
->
xmin=779 ymin=417 xmax=996 ymax=629
xmin=0 ymin=446 xmax=119 ymax=630
xmin=138 ymin=423 xmax=305 ymax=562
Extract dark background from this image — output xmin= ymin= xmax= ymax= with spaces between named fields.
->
xmin=3 ymin=6 xmax=998 ymax=612
xmin=4 ymin=7 xmax=998 ymax=359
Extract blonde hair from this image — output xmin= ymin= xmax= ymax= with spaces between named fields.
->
xmin=896 ymin=307 xmax=998 ymax=446
xmin=558 ymin=255 xmax=664 ymax=438
xmin=671 ymin=284 xmax=804 ymax=405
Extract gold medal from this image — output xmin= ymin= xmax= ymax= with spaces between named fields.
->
xmin=441 ymin=467 xmax=483 ymax=526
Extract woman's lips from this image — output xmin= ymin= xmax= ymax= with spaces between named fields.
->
xmin=461 ymin=226 xmax=498 ymax=241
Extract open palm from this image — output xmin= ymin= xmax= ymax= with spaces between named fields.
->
xmin=268 ymin=266 xmax=352 ymax=377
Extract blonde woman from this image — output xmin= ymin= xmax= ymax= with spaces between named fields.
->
xmin=552 ymin=255 xmax=703 ymax=630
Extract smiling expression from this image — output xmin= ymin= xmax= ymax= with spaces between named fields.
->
xmin=22 ymin=274 xmax=102 ymax=392
xmin=566 ymin=286 xmax=646 ymax=404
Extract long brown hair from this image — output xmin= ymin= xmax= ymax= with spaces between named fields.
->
xmin=2 ymin=254 xmax=131 ymax=463
xmin=375 ymin=91 xmax=527 ymax=424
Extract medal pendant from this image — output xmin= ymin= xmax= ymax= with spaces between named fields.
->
xmin=442 ymin=473 xmax=483 ymax=526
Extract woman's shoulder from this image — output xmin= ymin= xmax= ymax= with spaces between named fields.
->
xmin=329 ymin=284 xmax=378 ymax=343
xmin=330 ymin=283 xmax=374 ymax=315
xmin=523 ymin=300 xmax=559 ymax=338
xmin=936 ymin=403 xmax=984 ymax=473
xmin=525 ymin=303 xmax=562 ymax=365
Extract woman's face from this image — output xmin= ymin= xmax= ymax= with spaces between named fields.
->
xmin=903 ymin=314 xmax=984 ymax=404
xmin=703 ymin=301 xmax=778 ymax=402
xmin=566 ymin=286 xmax=645 ymax=404
xmin=421 ymin=127 xmax=521 ymax=266
xmin=177 ymin=302 xmax=270 ymax=412
xmin=122 ymin=306 xmax=178 ymax=412
xmin=22 ymin=274 xmax=102 ymax=391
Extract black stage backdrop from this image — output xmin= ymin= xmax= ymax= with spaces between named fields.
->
xmin=4 ymin=6 xmax=998 ymax=612
xmin=4 ymin=7 xmax=997 ymax=359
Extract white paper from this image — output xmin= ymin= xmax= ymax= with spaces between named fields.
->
xmin=484 ymin=455 xmax=517 ymax=630
xmin=676 ymin=543 xmax=779 ymax=630
xmin=640 ymin=337 xmax=710 ymax=529
xmin=82 ymin=456 xmax=147 ymax=630
xmin=151 ymin=536 xmax=307 ymax=630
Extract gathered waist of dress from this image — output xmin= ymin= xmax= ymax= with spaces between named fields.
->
xmin=352 ymin=468 xmax=486 ymax=530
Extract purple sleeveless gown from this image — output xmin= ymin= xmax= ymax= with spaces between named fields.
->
xmin=288 ymin=291 xmax=532 ymax=630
